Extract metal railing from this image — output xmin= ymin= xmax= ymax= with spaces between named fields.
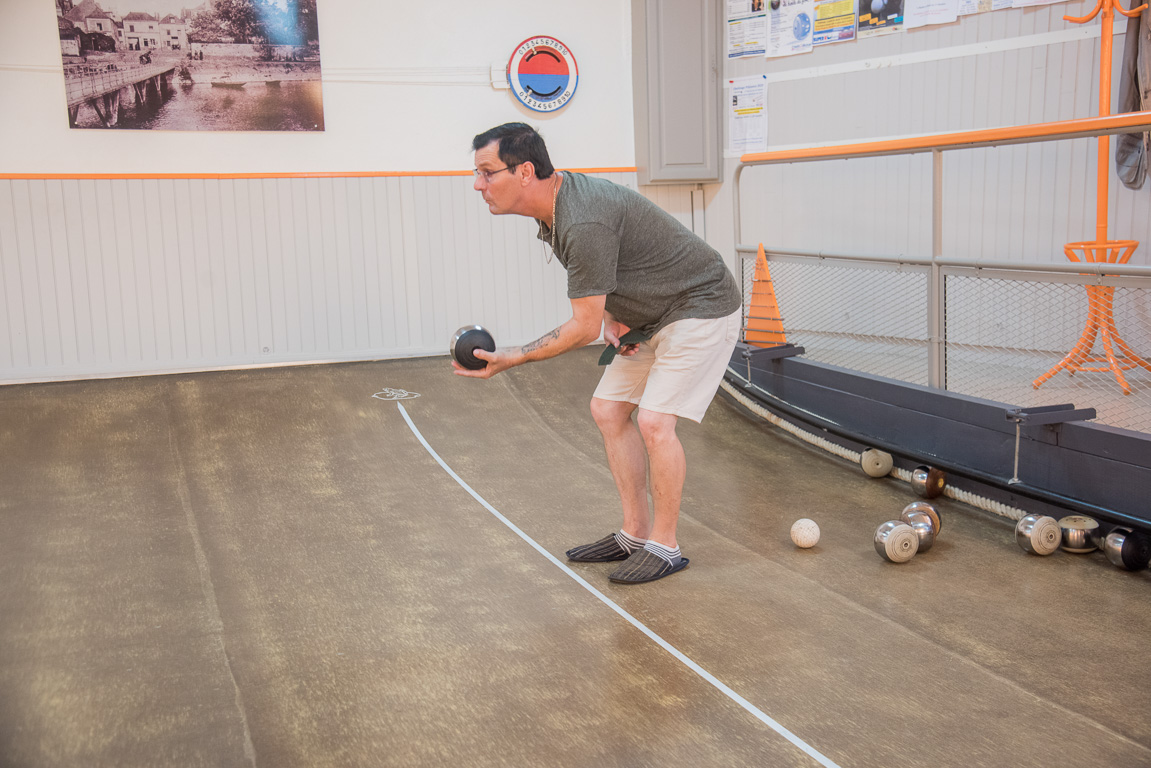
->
xmin=64 ymin=63 xmax=175 ymax=106
xmin=734 ymin=111 xmax=1151 ymax=433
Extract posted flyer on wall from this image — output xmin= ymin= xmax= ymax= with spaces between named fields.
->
xmin=728 ymin=0 xmax=768 ymax=17
xmin=814 ymin=0 xmax=857 ymax=45
xmin=726 ymin=75 xmax=768 ymax=155
xmin=728 ymin=13 xmax=768 ymax=57
xmin=767 ymin=0 xmax=816 ymax=57
xmin=958 ymin=0 xmax=992 ymax=15
xmin=858 ymin=0 xmax=904 ymax=37
xmin=904 ymin=0 xmax=958 ymax=28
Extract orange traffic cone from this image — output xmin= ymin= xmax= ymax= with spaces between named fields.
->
xmin=744 ymin=244 xmax=787 ymax=348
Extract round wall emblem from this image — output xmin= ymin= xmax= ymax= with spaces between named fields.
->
xmin=506 ymin=36 xmax=578 ymax=113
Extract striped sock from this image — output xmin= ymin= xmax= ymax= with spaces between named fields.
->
xmin=643 ymin=540 xmax=682 ymax=566
xmin=615 ymin=530 xmax=647 ymax=553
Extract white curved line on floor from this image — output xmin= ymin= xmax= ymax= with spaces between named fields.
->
xmin=397 ymin=401 xmax=840 ymax=768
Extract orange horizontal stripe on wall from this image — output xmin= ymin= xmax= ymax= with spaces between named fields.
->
xmin=0 ymin=167 xmax=638 ymax=180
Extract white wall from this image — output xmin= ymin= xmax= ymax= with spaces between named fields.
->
xmin=0 ymin=173 xmax=657 ymax=381
xmin=11 ymin=2 xmax=1142 ymax=383
xmin=0 ymin=1 xmax=635 ymax=173
xmin=0 ymin=1 xmax=664 ymax=382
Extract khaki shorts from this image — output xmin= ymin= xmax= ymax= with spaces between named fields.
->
xmin=592 ymin=309 xmax=741 ymax=423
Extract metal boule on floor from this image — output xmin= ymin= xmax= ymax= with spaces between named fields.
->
xmin=910 ymin=465 xmax=946 ymax=499
xmin=1015 ymin=514 xmax=1061 ymax=556
xmin=902 ymin=501 xmax=941 ymax=538
xmin=900 ymin=509 xmax=937 ymax=553
xmin=875 ymin=520 xmax=919 ymax=563
xmin=1104 ymin=528 xmax=1151 ymax=571
xmin=1090 ymin=525 xmax=1109 ymax=552
xmin=860 ymin=448 xmax=894 ymax=478
xmin=1058 ymin=515 xmax=1099 ymax=554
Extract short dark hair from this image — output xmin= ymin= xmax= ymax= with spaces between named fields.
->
xmin=472 ymin=123 xmax=555 ymax=179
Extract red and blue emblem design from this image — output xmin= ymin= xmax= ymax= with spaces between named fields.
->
xmin=507 ymin=36 xmax=578 ymax=113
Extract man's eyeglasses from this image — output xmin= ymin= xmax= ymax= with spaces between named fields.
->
xmin=473 ymin=165 xmax=515 ymax=182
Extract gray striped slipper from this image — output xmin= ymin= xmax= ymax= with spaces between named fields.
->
xmin=608 ymin=549 xmax=690 ymax=584
xmin=565 ymin=533 xmax=632 ymax=562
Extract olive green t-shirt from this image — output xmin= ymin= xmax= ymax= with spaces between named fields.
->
xmin=536 ymin=172 xmax=740 ymax=336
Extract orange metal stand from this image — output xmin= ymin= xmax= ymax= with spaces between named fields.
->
xmin=1032 ymin=241 xmax=1151 ymax=394
xmin=1034 ymin=0 xmax=1148 ymax=394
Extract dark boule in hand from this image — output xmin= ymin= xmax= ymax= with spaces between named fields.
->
xmin=451 ymin=325 xmax=496 ymax=370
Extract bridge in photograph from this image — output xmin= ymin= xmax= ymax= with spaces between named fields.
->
xmin=64 ymin=63 xmax=176 ymax=127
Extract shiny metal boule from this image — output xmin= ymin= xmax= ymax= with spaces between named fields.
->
xmin=910 ymin=465 xmax=945 ymax=499
xmin=1015 ymin=514 xmax=1060 ymax=556
xmin=900 ymin=509 xmax=936 ymax=553
xmin=874 ymin=520 xmax=919 ymax=563
xmin=1104 ymin=528 xmax=1151 ymax=572
xmin=1058 ymin=515 xmax=1099 ymax=554
xmin=1089 ymin=525 xmax=1108 ymax=552
xmin=901 ymin=501 xmax=941 ymax=538
xmin=860 ymin=448 xmax=894 ymax=478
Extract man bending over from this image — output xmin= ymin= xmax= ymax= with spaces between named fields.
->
xmin=455 ymin=122 xmax=741 ymax=584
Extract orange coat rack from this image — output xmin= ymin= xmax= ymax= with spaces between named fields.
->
xmin=1034 ymin=0 xmax=1150 ymax=394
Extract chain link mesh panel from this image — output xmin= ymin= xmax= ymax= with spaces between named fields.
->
xmin=742 ymin=257 xmax=930 ymax=386
xmin=741 ymin=255 xmax=1151 ymax=434
xmin=945 ymin=275 xmax=1151 ymax=433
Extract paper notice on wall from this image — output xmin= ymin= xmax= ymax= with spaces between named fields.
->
xmin=728 ymin=13 xmax=769 ymax=57
xmin=729 ymin=0 xmax=768 ymax=15
xmin=958 ymin=0 xmax=992 ymax=15
xmin=726 ymin=75 xmax=768 ymax=155
xmin=814 ymin=0 xmax=858 ymax=45
xmin=857 ymin=0 xmax=904 ymax=37
xmin=904 ymin=0 xmax=958 ymax=28
xmin=767 ymin=0 xmax=816 ymax=57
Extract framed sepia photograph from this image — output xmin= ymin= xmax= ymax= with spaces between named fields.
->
xmin=55 ymin=0 xmax=325 ymax=131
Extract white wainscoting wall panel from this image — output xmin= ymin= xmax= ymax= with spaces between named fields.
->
xmin=0 ymin=172 xmax=701 ymax=383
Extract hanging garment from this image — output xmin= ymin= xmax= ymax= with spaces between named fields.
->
xmin=1116 ymin=7 xmax=1150 ymax=190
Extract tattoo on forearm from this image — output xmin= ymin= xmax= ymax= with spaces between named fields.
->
xmin=521 ymin=328 xmax=561 ymax=355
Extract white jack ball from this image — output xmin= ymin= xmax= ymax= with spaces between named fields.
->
xmin=791 ymin=518 xmax=821 ymax=548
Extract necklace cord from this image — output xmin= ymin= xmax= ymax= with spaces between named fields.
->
xmin=546 ymin=172 xmax=561 ymax=264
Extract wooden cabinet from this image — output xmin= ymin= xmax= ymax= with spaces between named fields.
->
xmin=631 ymin=0 xmax=721 ymax=184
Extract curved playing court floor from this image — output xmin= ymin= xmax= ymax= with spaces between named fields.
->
xmin=1 ymin=348 xmax=1149 ymax=767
